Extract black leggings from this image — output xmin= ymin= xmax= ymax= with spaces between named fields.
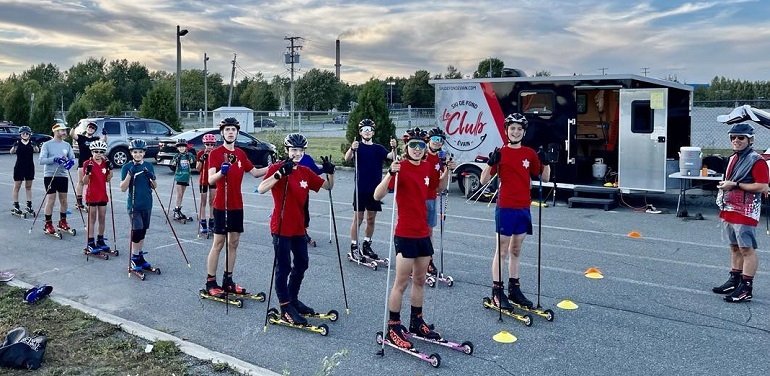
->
xmin=272 ymin=234 xmax=309 ymax=304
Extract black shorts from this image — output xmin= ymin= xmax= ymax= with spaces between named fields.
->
xmin=352 ymin=191 xmax=382 ymax=212
xmin=213 ymin=209 xmax=244 ymax=234
xmin=175 ymin=181 xmax=189 ymax=187
xmin=130 ymin=209 xmax=151 ymax=231
xmin=43 ymin=177 xmax=68 ymax=194
xmin=78 ymin=156 xmax=90 ymax=169
xmin=200 ymin=184 xmax=215 ymax=194
xmin=394 ymin=236 xmax=434 ymax=259
xmin=13 ymin=167 xmax=34 ymax=182
xmin=87 ymin=202 xmax=108 ymax=207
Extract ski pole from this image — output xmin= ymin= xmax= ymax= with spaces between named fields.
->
xmin=264 ymin=167 xmax=291 ymax=332
xmin=85 ymin=198 xmax=92 ymax=261
xmin=324 ymin=159 xmax=350 ymax=314
xmin=190 ymin=178 xmax=199 ymax=236
xmin=107 ymin=180 xmax=118 ymax=254
xmin=353 ymin=139 xmax=360 ymax=248
xmin=487 ymin=183 xmax=500 ymax=208
xmin=29 ymin=164 xmax=61 ymax=233
xmin=377 ymin=163 xmax=399 ymax=356
xmin=496 ymin=230 xmax=503 ymax=322
xmin=128 ymin=169 xmax=137 ymax=277
xmin=224 ymin=168 xmax=229 ymax=314
xmin=151 ymin=178 xmax=191 ymax=268
xmin=66 ymin=168 xmax=87 ymax=230
xmin=537 ymin=167 xmax=544 ymax=309
xmin=464 ymin=173 xmax=497 ymax=204
xmin=328 ymin=201 xmax=333 ymax=244
xmin=167 ymin=178 xmax=174 ymax=212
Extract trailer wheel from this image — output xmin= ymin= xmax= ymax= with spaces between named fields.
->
xmin=457 ymin=166 xmax=482 ymax=198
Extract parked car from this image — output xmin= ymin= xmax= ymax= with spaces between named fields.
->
xmin=254 ymin=118 xmax=277 ymax=128
xmin=155 ymin=128 xmax=277 ymax=172
xmin=331 ymin=114 xmax=348 ymax=124
xmin=0 ymin=121 xmax=53 ymax=152
xmin=71 ymin=117 xmax=177 ymax=167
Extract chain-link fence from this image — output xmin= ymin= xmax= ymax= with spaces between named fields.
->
xmin=692 ymin=100 xmax=770 ymax=153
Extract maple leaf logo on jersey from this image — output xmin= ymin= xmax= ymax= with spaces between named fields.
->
xmin=522 ymin=159 xmax=530 ymax=169
xmin=434 ymin=162 xmax=441 ymax=171
xmin=300 ymin=180 xmax=308 ymax=189
xmin=423 ymin=176 xmax=429 ymax=186
xmin=102 ymin=168 xmax=107 ymax=174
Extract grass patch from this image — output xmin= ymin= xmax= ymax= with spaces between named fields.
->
xmin=259 ymin=130 xmax=348 ymax=165
xmin=0 ymin=284 xmax=240 ymax=375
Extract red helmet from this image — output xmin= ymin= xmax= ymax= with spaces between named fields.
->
xmin=202 ymin=134 xmax=217 ymax=144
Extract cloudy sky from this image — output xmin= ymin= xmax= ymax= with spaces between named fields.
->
xmin=0 ymin=0 xmax=768 ymax=85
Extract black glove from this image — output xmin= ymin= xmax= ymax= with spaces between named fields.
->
xmin=102 ymin=128 xmax=107 ymax=135
xmin=278 ymin=159 xmax=294 ymax=177
xmin=106 ymin=162 xmax=113 ymax=171
xmin=85 ymin=164 xmax=93 ymax=175
xmin=200 ymin=153 xmax=208 ymax=162
xmin=321 ymin=155 xmax=335 ymax=174
xmin=537 ymin=147 xmax=550 ymax=167
xmin=12 ymin=140 xmax=19 ymax=148
xmin=487 ymin=147 xmax=501 ymax=166
xmin=142 ymin=167 xmax=156 ymax=181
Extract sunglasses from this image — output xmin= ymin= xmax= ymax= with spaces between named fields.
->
xmin=204 ymin=143 xmax=216 ymax=147
xmin=430 ymin=136 xmax=444 ymax=143
xmin=360 ymin=126 xmax=374 ymax=132
xmin=729 ymin=135 xmax=748 ymax=141
xmin=92 ymin=150 xmax=105 ymax=154
xmin=407 ymin=141 xmax=427 ymax=150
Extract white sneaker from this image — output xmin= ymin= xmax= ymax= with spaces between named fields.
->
xmin=0 ymin=271 xmax=15 ymax=282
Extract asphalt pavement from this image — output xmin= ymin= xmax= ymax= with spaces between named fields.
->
xmin=1 ymin=153 xmax=768 ymax=376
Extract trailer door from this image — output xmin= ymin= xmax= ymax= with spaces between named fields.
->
xmin=618 ymin=88 xmax=668 ymax=192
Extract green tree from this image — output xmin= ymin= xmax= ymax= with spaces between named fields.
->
xmin=443 ymin=65 xmax=463 ymax=79
xmin=21 ymin=63 xmax=63 ymax=89
xmin=337 ymin=82 xmax=360 ymax=111
xmin=140 ymin=82 xmax=181 ymax=131
xmin=271 ymin=76 xmax=290 ymax=109
xmin=30 ymin=90 xmax=55 ymax=133
xmin=473 ymin=57 xmax=505 ymax=78
xmin=106 ymin=59 xmax=152 ymax=109
xmin=295 ymin=69 xmax=341 ymax=111
xmin=4 ymin=85 xmax=29 ymax=125
xmin=66 ymin=98 xmax=89 ymax=127
xmin=402 ymin=70 xmax=434 ymax=108
xmin=63 ymin=57 xmax=106 ymax=108
xmin=82 ymin=80 xmax=115 ymax=111
xmin=241 ymin=78 xmax=279 ymax=111
xmin=346 ymin=79 xmax=396 ymax=146
xmin=106 ymin=101 xmax=124 ymax=116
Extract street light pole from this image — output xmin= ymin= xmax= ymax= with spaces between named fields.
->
xmin=387 ymin=81 xmax=395 ymax=109
xmin=204 ymin=52 xmax=209 ymax=126
xmin=176 ymin=25 xmax=188 ymax=121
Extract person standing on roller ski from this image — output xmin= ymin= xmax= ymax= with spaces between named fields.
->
xmin=375 ymin=128 xmax=449 ymax=349
xmin=713 ymin=123 xmax=768 ymax=302
xmin=480 ymin=113 xmax=550 ymax=311
xmin=120 ymin=140 xmax=157 ymax=275
xmin=196 ymin=134 xmax=218 ymax=235
xmin=343 ymin=119 xmax=396 ymax=262
xmin=424 ymin=127 xmax=456 ymax=277
xmin=10 ymin=126 xmax=40 ymax=217
xmin=170 ymin=138 xmax=196 ymax=223
xmin=258 ymin=133 xmax=335 ymax=325
xmin=39 ymin=123 xmax=76 ymax=236
xmin=82 ymin=140 xmax=113 ymax=254
xmin=71 ymin=122 xmax=106 ymax=211
xmin=204 ymin=118 xmax=268 ymax=298
xmin=297 ymin=152 xmax=324 ymax=246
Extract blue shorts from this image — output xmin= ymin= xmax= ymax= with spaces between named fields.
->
xmin=129 ymin=209 xmax=151 ymax=231
xmin=426 ymin=199 xmax=437 ymax=228
xmin=495 ymin=207 xmax=532 ymax=236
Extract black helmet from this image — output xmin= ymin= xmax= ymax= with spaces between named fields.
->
xmin=19 ymin=126 xmax=32 ymax=134
xmin=504 ymin=113 xmax=528 ymax=129
xmin=358 ymin=119 xmax=375 ymax=129
xmin=428 ymin=127 xmax=446 ymax=141
xmin=219 ymin=117 xmax=240 ymax=131
xmin=728 ymin=123 xmax=754 ymax=136
xmin=86 ymin=122 xmax=98 ymax=130
xmin=283 ymin=133 xmax=308 ymax=148
xmin=129 ymin=139 xmax=147 ymax=151
xmin=402 ymin=127 xmax=428 ymax=143
xmin=175 ymin=138 xmax=187 ymax=147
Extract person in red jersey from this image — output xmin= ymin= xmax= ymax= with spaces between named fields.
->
xmin=82 ymin=140 xmax=113 ymax=253
xmin=374 ymin=127 xmax=450 ymax=350
xmin=423 ymin=126 xmax=456 ymax=276
xmin=203 ymin=118 xmax=268 ymax=298
xmin=196 ymin=133 xmax=218 ymax=235
xmin=258 ymin=133 xmax=335 ymax=325
xmin=480 ymin=113 xmax=550 ymax=311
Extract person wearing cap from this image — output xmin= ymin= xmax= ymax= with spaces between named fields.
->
xmin=713 ymin=123 xmax=769 ymax=303
xmin=10 ymin=126 xmax=40 ymax=216
xmin=71 ymin=122 xmax=107 ymax=211
xmin=39 ymin=123 xmax=76 ymax=236
xmin=170 ymin=138 xmax=197 ymax=222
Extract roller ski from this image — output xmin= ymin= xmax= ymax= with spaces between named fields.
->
xmin=401 ymin=325 xmax=473 ymax=355
xmin=57 ymin=219 xmax=76 ymax=236
xmin=507 ymin=283 xmax=554 ymax=321
xmin=347 ymin=244 xmax=379 ymax=270
xmin=43 ymin=221 xmax=62 ymax=239
xmin=197 ymin=220 xmax=212 ymax=239
xmin=11 ymin=206 xmax=27 ymax=219
xmin=25 ymin=203 xmax=35 ymax=216
xmin=199 ymin=279 xmax=244 ymax=308
xmin=95 ymin=238 xmax=118 ymax=256
xmin=83 ymin=241 xmax=109 ymax=260
xmin=375 ymin=322 xmax=441 ymax=368
xmin=74 ymin=202 xmax=87 ymax=212
xmin=128 ymin=252 xmax=161 ymax=280
xmin=223 ymin=275 xmax=266 ymax=302
xmin=482 ymin=286 xmax=533 ymax=326
xmin=292 ymin=299 xmax=339 ymax=321
xmin=172 ymin=207 xmax=191 ymax=224
xmin=425 ymin=259 xmax=454 ymax=288
xmin=266 ymin=306 xmax=329 ymax=336
xmin=362 ymin=240 xmax=389 ymax=266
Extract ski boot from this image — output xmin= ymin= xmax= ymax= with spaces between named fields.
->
xmin=304 ymin=232 xmax=317 ymax=247
xmin=44 ymin=221 xmax=61 ymax=239
xmin=712 ymin=271 xmax=742 ymax=294
xmin=173 ymin=207 xmax=190 ymax=223
xmin=280 ymin=302 xmax=309 ymax=326
xmin=347 ymin=243 xmax=378 ymax=270
xmin=292 ymin=299 xmax=316 ymax=316
xmin=199 ymin=277 xmax=243 ymax=307
xmin=57 ymin=218 xmax=76 ymax=236
xmin=208 ymin=218 xmax=215 ymax=231
xmin=96 ymin=237 xmax=118 ymax=256
xmin=25 ymin=202 xmax=35 ymax=216
xmin=129 ymin=252 xmax=161 ymax=280
xmin=362 ymin=240 xmax=389 ymax=266
xmin=508 ymin=282 xmax=534 ymax=309
xmin=84 ymin=240 xmax=109 ymax=260
xmin=409 ymin=314 xmax=442 ymax=340
xmin=267 ymin=306 xmax=329 ymax=335
xmin=724 ymin=279 xmax=753 ymax=303
xmin=482 ymin=285 xmax=533 ymax=326
xmin=386 ymin=320 xmax=413 ymax=349
xmin=377 ymin=322 xmax=441 ymax=368
xmin=198 ymin=220 xmax=210 ymax=239
xmin=11 ymin=205 xmax=26 ymax=219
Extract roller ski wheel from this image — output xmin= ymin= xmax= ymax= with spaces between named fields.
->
xmin=83 ymin=246 xmax=109 ymax=260
xmin=11 ymin=208 xmax=27 ymax=219
xmin=173 ymin=217 xmax=191 ymax=224
xmin=401 ymin=327 xmax=473 ymax=355
xmin=426 ymin=275 xmax=436 ymax=288
xmin=128 ymin=268 xmax=146 ymax=280
xmin=482 ymin=297 xmax=533 ymax=326
xmin=57 ymin=221 xmax=76 ymax=236
xmin=198 ymin=289 xmax=244 ymax=308
xmin=228 ymin=290 xmax=267 ymax=302
xmin=44 ymin=224 xmax=62 ymax=239
xmin=303 ymin=309 xmax=339 ymax=322
xmin=347 ymin=252 xmax=378 ymax=270
xmin=508 ymin=301 xmax=555 ymax=322
xmin=75 ymin=204 xmax=87 ymax=212
xmin=437 ymin=274 xmax=454 ymax=287
xmin=267 ymin=308 xmax=330 ymax=336
xmin=375 ymin=331 xmax=441 ymax=368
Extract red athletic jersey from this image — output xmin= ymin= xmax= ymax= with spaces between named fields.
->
xmin=388 ymin=160 xmax=433 ymax=238
xmin=266 ymin=164 xmax=325 ymax=236
xmin=83 ymin=158 xmax=110 ymax=203
xmin=490 ymin=146 xmax=541 ymax=209
xmin=197 ymin=149 xmax=214 ymax=187
xmin=719 ymin=157 xmax=770 ymax=226
xmin=209 ymin=146 xmax=254 ymax=210
xmin=425 ymin=152 xmax=442 ymax=200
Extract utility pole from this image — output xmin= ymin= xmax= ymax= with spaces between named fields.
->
xmin=227 ymin=53 xmax=237 ymax=107
xmin=488 ymin=57 xmax=492 ymax=78
xmin=641 ymin=67 xmax=650 ymax=77
xmin=598 ymin=67 xmax=608 ymax=75
xmin=284 ymin=36 xmax=302 ymax=130
xmin=204 ymin=53 xmax=209 ymax=125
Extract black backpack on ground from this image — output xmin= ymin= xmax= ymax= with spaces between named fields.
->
xmin=0 ymin=327 xmax=47 ymax=370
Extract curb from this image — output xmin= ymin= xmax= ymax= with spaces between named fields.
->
xmin=7 ymin=279 xmax=278 ymax=376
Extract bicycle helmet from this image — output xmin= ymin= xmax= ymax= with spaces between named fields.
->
xmin=428 ymin=127 xmax=446 ymax=141
xmin=19 ymin=126 xmax=32 ymax=134
xmin=202 ymin=134 xmax=217 ymax=144
xmin=728 ymin=123 xmax=754 ymax=137
xmin=358 ymin=119 xmax=375 ymax=130
xmin=86 ymin=122 xmax=98 ymax=130
xmin=129 ymin=139 xmax=147 ymax=151
xmin=402 ymin=127 xmax=428 ymax=143
xmin=284 ymin=133 xmax=308 ymax=148
xmin=219 ymin=117 xmax=240 ymax=131
xmin=175 ymin=138 xmax=187 ymax=147
xmin=504 ymin=113 xmax=528 ymax=129
xmin=89 ymin=140 xmax=107 ymax=152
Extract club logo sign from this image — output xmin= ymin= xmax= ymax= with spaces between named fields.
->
xmin=436 ymin=83 xmax=499 ymax=162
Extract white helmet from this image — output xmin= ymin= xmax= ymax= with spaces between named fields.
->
xmin=89 ymin=140 xmax=107 ymax=152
